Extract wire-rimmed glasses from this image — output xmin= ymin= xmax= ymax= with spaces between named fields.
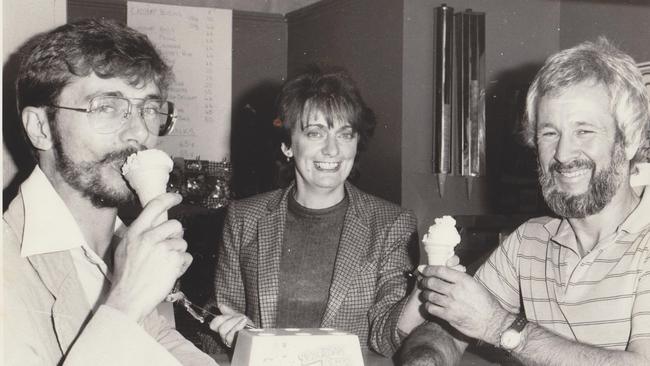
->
xmin=49 ymin=95 xmax=177 ymax=136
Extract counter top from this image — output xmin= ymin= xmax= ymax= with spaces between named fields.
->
xmin=210 ymin=349 xmax=499 ymax=365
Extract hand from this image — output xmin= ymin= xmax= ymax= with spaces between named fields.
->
xmin=418 ymin=255 xmax=466 ymax=274
xmin=399 ymin=256 xmax=467 ymax=335
xmin=105 ymin=193 xmax=192 ymax=323
xmin=418 ymin=265 xmax=507 ymax=345
xmin=209 ymin=303 xmax=252 ymax=348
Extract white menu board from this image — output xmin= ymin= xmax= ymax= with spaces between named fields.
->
xmin=128 ymin=1 xmax=232 ymax=161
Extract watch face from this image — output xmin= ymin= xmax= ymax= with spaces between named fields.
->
xmin=501 ymin=329 xmax=522 ymax=350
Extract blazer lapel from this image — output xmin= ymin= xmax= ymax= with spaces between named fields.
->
xmin=256 ymin=191 xmax=288 ymax=328
xmin=321 ymin=200 xmax=369 ymax=327
xmin=28 ymin=252 xmax=92 ymax=355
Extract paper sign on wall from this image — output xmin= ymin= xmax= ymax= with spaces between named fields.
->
xmin=127 ymin=1 xmax=232 ymax=161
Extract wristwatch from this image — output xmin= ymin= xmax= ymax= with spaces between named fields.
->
xmin=499 ymin=313 xmax=528 ymax=351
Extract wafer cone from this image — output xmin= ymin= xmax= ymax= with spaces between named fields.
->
xmin=122 ymin=149 xmax=173 ymax=226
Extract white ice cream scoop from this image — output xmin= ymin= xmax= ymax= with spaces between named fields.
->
xmin=422 ymin=215 xmax=461 ymax=265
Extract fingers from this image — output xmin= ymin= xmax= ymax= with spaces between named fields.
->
xmin=130 ymin=193 xmax=182 ymax=232
xmin=419 ymin=264 xmax=467 ymax=283
xmin=421 ymin=275 xmax=453 ymax=295
xmin=158 ymin=240 xmax=191 ymax=277
xmin=218 ymin=303 xmax=236 ymax=315
xmin=209 ymin=311 xmax=249 ymax=347
xmin=178 ymin=253 xmax=193 ymax=276
xmin=161 ymin=237 xmax=188 ymax=252
xmin=445 ymin=255 xmax=460 ymax=267
xmin=141 ymin=219 xmax=184 ymax=243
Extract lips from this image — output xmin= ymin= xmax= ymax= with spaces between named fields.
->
xmin=314 ymin=161 xmax=340 ymax=170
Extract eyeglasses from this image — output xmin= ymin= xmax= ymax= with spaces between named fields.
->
xmin=49 ymin=95 xmax=177 ymax=136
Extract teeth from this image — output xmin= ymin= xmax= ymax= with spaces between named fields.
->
xmin=558 ymin=169 xmax=589 ymax=178
xmin=315 ymin=161 xmax=339 ymax=170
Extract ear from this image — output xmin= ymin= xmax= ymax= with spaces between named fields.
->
xmin=624 ymin=130 xmax=642 ymax=161
xmin=22 ymin=106 xmax=53 ymax=151
xmin=280 ymin=142 xmax=293 ymax=158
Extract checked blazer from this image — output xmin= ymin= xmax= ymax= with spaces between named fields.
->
xmin=214 ymin=181 xmax=419 ymax=357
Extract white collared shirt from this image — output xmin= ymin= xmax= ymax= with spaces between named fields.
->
xmin=20 ymin=166 xmax=125 ymax=311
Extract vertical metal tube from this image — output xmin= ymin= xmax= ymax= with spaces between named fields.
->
xmin=433 ymin=4 xmax=454 ymax=175
xmin=475 ymin=11 xmax=486 ymax=177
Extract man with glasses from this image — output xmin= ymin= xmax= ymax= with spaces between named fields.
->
xmin=3 ymin=18 xmax=217 ymax=365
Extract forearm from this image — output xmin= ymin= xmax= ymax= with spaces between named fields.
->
xmin=513 ymin=322 xmax=649 ymax=366
xmin=397 ymin=289 xmax=428 ymax=335
xmin=397 ymin=321 xmax=467 ymax=366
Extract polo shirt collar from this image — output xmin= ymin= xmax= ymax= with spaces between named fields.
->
xmin=546 ymin=182 xmax=649 ymax=250
xmin=620 ymin=184 xmax=649 ymax=234
xmin=20 ymin=166 xmax=123 ymax=257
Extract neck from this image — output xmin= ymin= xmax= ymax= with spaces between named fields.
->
xmin=293 ymin=182 xmax=346 ymax=209
xmin=42 ymin=165 xmax=118 ymax=259
xmin=567 ymin=183 xmax=640 ymax=255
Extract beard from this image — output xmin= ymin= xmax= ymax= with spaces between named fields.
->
xmin=538 ymin=143 xmax=626 ymax=218
xmin=50 ymin=124 xmax=138 ymax=208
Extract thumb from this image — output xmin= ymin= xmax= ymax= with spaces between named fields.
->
xmin=217 ymin=303 xmax=236 ymax=315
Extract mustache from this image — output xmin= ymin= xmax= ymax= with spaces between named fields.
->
xmin=548 ymin=159 xmax=595 ymax=173
xmin=98 ymin=146 xmax=141 ymax=166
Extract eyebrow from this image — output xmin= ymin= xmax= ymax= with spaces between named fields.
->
xmin=87 ymin=91 xmax=162 ymax=101
xmin=536 ymin=122 xmax=555 ymax=130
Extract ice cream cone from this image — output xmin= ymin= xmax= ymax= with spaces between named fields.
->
xmin=424 ymin=244 xmax=455 ymax=265
xmin=122 ymin=149 xmax=174 ymax=226
xmin=422 ymin=215 xmax=461 ymax=266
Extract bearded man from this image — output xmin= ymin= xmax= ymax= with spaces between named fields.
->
xmin=3 ymin=19 xmax=217 ymax=365
xmin=399 ymin=38 xmax=650 ymax=365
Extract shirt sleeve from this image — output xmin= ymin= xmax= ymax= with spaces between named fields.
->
xmin=143 ymin=307 xmax=219 ymax=366
xmin=473 ymin=224 xmax=524 ymax=313
xmin=64 ymin=306 xmax=186 ymax=366
xmin=630 ymin=230 xmax=650 ymax=343
xmin=368 ymin=209 xmax=419 ymax=356
xmin=214 ymin=202 xmax=247 ymax=314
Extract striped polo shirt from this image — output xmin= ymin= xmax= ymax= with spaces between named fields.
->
xmin=475 ymin=185 xmax=650 ymax=350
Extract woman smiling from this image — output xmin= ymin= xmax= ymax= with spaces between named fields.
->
xmin=209 ymin=65 xmax=421 ymax=357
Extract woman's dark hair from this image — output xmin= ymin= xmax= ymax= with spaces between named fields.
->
xmin=276 ymin=64 xmax=376 ymax=152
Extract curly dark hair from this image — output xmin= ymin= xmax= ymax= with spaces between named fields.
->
xmin=16 ymin=18 xmax=172 ymax=122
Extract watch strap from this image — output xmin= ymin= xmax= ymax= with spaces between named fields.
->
xmin=510 ymin=313 xmax=528 ymax=332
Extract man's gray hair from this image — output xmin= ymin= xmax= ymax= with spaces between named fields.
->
xmin=523 ymin=37 xmax=650 ymax=162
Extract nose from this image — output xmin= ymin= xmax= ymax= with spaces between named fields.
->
xmin=553 ymin=132 xmax=578 ymax=164
xmin=322 ymin=133 xmax=339 ymax=156
xmin=121 ymin=107 xmax=152 ymax=146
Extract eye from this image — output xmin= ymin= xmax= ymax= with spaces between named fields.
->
xmin=94 ymin=104 xmax=116 ymax=113
xmin=141 ymin=107 xmax=159 ymax=116
xmin=576 ymin=129 xmax=594 ymax=135
xmin=538 ymin=130 xmax=557 ymax=138
xmin=338 ymin=131 xmax=356 ymax=140
xmin=303 ymin=125 xmax=326 ymax=138
xmin=306 ymin=130 xmax=323 ymax=138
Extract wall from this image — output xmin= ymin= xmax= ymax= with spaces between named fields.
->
xmin=3 ymin=0 xmax=66 ymax=196
xmin=402 ymin=0 xmax=561 ymax=238
xmin=230 ymin=12 xmax=288 ymax=198
xmin=286 ymin=0 xmax=404 ymax=203
xmin=560 ymin=0 xmax=650 ymax=62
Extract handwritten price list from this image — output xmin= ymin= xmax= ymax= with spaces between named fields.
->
xmin=128 ymin=2 xmax=232 ymax=160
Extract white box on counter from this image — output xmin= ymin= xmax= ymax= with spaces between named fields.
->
xmin=231 ymin=328 xmax=364 ymax=366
